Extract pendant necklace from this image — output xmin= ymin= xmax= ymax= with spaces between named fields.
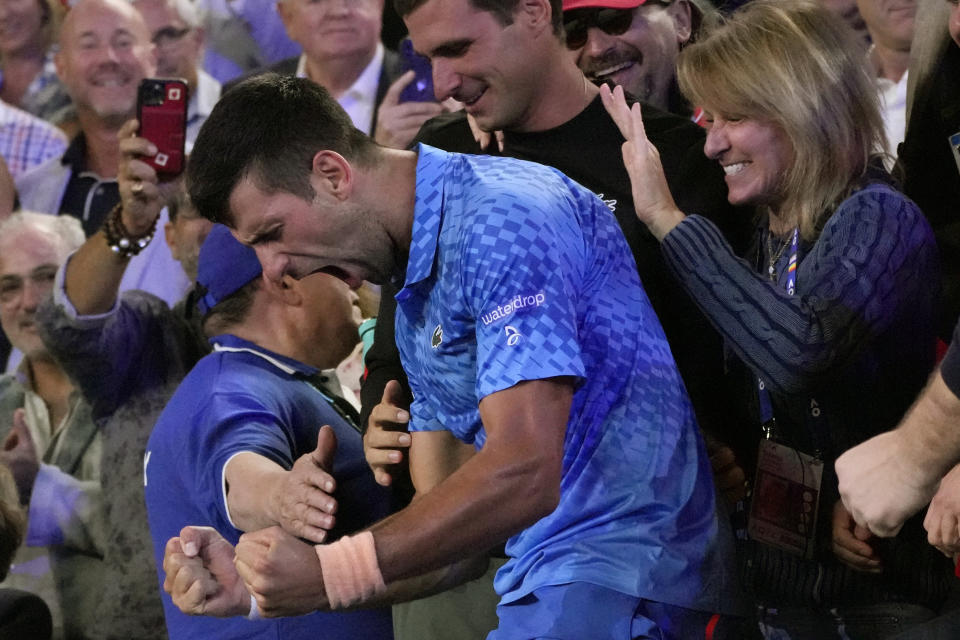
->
xmin=766 ymin=231 xmax=790 ymax=280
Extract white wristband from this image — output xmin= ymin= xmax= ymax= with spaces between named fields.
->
xmin=247 ymin=594 xmax=261 ymax=620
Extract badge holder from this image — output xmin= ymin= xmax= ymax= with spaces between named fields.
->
xmin=747 ymin=423 xmax=823 ymax=560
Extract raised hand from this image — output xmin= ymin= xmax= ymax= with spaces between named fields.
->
xmin=373 ymin=71 xmax=445 ymax=150
xmin=598 ymin=83 xmax=685 ymax=241
xmin=117 ymin=119 xmax=182 ymax=237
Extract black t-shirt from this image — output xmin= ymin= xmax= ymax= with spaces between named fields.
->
xmin=900 ymin=40 xmax=960 ymax=340
xmin=941 ymin=317 xmax=960 ymax=399
xmin=361 ymin=96 xmax=753 ymax=445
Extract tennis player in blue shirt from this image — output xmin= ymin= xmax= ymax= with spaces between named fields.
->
xmin=161 ymin=74 xmax=740 ymax=639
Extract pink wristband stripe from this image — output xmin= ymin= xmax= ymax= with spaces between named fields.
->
xmin=315 ymin=531 xmax=386 ymax=609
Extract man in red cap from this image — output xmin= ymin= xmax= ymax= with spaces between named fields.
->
xmin=563 ymin=0 xmax=712 ymax=118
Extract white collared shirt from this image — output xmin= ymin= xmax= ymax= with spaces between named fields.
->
xmin=296 ymin=43 xmax=384 ymax=134
xmin=877 ymin=70 xmax=908 ymax=164
xmin=186 ymin=68 xmax=223 ymax=150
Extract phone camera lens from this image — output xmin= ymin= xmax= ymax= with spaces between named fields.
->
xmin=145 ymin=81 xmax=165 ymax=105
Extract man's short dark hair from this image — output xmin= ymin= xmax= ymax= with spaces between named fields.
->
xmin=201 ymin=278 xmax=262 ymax=337
xmin=394 ymin=0 xmax=563 ymax=37
xmin=187 ymin=74 xmax=377 ymax=226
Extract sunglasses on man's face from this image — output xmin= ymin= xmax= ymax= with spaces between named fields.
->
xmin=563 ymin=7 xmax=636 ymax=50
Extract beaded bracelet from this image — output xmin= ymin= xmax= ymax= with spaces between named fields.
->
xmin=102 ymin=203 xmax=156 ymax=259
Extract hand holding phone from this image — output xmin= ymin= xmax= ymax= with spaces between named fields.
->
xmin=373 ymin=41 xmax=444 ymax=149
xmin=137 ymin=78 xmax=188 ymax=178
xmin=398 ymin=38 xmax=434 ymax=103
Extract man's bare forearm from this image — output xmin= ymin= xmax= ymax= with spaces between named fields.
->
xmin=356 ymin=553 xmax=490 ymax=609
xmin=63 ymin=232 xmax=131 ymax=316
xmin=369 ymin=443 xmax=555 ymax=582
xmin=223 ymin=453 xmax=287 ymax=532
xmin=368 ymin=380 xmax=569 ymax=584
xmin=896 ymin=371 xmax=960 ymax=482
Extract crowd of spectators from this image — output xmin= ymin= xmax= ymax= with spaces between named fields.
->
xmin=0 ymin=0 xmax=957 ymax=637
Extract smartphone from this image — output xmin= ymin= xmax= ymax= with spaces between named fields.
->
xmin=398 ymin=37 xmax=435 ymax=103
xmin=137 ymin=78 xmax=188 ymax=178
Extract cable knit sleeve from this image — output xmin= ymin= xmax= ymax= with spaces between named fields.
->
xmin=661 ymin=184 xmax=938 ymax=395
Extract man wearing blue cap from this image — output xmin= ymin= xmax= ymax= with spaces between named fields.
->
xmin=144 ymin=223 xmax=394 ymax=639
xmin=36 ymin=115 xmax=387 ymax=637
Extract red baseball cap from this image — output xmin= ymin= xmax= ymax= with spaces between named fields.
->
xmin=562 ymin=0 xmax=647 ymax=11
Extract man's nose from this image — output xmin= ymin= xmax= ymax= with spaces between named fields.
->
xmin=256 ymin=247 xmax=288 ymax=283
xmin=431 ymin=59 xmax=460 ymax=102
xmin=20 ymin=279 xmax=47 ymax=311
xmin=582 ymin=26 xmax=617 ymax=61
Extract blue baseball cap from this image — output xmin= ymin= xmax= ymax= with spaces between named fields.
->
xmin=196 ymin=224 xmax=263 ymax=317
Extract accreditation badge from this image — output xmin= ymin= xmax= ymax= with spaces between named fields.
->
xmin=747 ymin=439 xmax=823 ymax=559
xmin=950 ymin=132 xmax=960 ymax=177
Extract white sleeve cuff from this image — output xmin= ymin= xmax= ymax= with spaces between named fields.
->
xmin=221 ymin=451 xmax=251 ymax=531
xmin=53 ymin=253 xmax=120 ymax=322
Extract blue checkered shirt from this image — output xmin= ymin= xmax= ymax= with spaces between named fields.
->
xmin=395 ymin=144 xmax=726 ymax=610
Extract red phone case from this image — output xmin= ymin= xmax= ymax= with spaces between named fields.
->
xmin=137 ymin=78 xmax=188 ymax=177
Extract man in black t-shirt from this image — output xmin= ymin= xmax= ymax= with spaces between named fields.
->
xmin=363 ymin=0 xmax=752 ymax=453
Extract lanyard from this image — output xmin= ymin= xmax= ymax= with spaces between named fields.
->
xmin=758 ymin=227 xmax=800 ymax=428
xmin=756 ymin=227 xmax=829 ymax=457
xmin=301 ymin=375 xmax=363 ymax=435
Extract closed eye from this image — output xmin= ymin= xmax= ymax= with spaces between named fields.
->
xmin=430 ymin=39 xmax=471 ymax=59
xmin=248 ymin=225 xmax=282 ymax=246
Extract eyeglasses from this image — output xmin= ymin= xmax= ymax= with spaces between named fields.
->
xmin=151 ymin=26 xmax=192 ymax=48
xmin=563 ymin=7 xmax=635 ymax=50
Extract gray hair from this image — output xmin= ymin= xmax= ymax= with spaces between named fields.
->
xmin=0 ymin=211 xmax=85 ymax=262
xmin=170 ymin=0 xmax=202 ymax=29
xmin=132 ymin=0 xmax=204 ymax=29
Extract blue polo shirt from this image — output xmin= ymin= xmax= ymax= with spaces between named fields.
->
xmin=144 ymin=334 xmax=393 ymax=639
xmin=395 ymin=145 xmax=727 ymax=611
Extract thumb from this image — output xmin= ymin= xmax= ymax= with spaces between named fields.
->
xmin=312 ymin=425 xmax=337 ymax=471
xmin=180 ymin=526 xmax=206 ymax=557
xmin=381 ymin=379 xmax=405 ymax=407
xmin=382 ymin=70 xmax=415 ymax=107
xmin=180 ymin=525 xmax=222 ymax=557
